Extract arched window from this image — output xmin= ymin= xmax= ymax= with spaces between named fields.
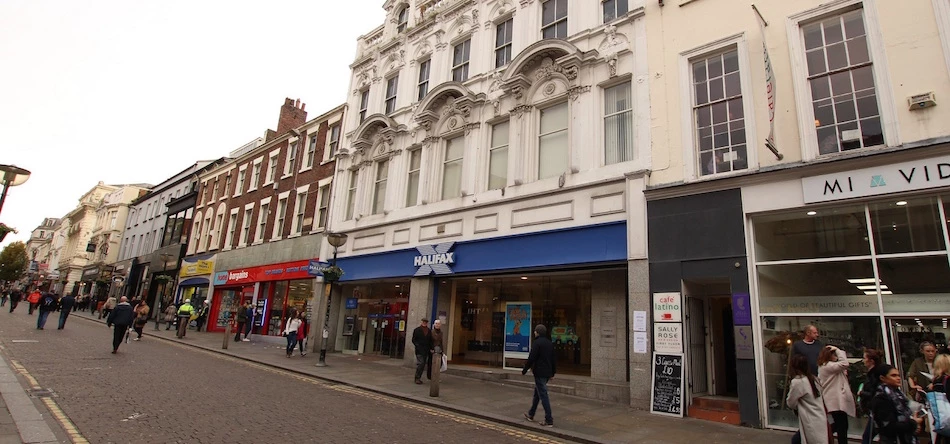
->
xmin=397 ymin=7 xmax=409 ymax=33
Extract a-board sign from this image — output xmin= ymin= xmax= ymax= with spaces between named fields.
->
xmin=650 ymin=352 xmax=684 ymax=417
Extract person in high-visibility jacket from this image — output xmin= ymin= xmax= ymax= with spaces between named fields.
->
xmin=176 ymin=299 xmax=194 ymax=339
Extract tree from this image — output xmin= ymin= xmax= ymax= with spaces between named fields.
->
xmin=0 ymin=241 xmax=29 ymax=282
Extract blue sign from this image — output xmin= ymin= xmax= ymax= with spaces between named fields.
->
xmin=504 ymin=303 xmax=531 ymax=353
xmin=732 ymin=293 xmax=752 ymax=326
xmin=413 ymin=242 xmax=456 ymax=276
xmin=308 ymin=260 xmax=329 ymax=276
xmin=213 ymin=272 xmax=228 ymax=286
xmin=345 ymin=298 xmax=358 ymax=309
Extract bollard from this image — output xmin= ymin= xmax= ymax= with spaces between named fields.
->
xmin=223 ymin=319 xmax=231 ymax=350
xmin=429 ymin=351 xmax=442 ymax=397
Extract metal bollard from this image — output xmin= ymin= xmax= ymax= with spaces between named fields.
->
xmin=223 ymin=319 xmax=231 ymax=350
xmin=429 ymin=351 xmax=442 ymax=397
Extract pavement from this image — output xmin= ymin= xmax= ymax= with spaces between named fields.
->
xmin=33 ymin=309 xmax=787 ymax=444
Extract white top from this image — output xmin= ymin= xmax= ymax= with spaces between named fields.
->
xmin=283 ymin=318 xmax=301 ymax=335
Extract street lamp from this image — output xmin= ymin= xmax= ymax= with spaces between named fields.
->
xmin=316 ymin=231 xmax=348 ymax=367
xmin=0 ymin=164 xmax=31 ymax=216
xmin=155 ymin=253 xmax=173 ymax=330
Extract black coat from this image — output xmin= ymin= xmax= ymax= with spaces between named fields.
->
xmin=412 ymin=326 xmax=431 ymax=354
xmin=107 ymin=303 xmax=135 ymax=327
xmin=523 ymin=336 xmax=557 ymax=378
xmin=59 ymin=295 xmax=76 ymax=312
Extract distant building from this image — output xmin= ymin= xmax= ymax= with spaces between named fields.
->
xmin=24 ymin=217 xmax=60 ymax=290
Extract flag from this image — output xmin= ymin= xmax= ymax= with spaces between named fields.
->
xmin=756 ymin=10 xmax=778 ymax=155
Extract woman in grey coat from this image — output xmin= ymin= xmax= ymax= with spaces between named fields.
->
xmin=787 ymin=354 xmax=828 ymax=444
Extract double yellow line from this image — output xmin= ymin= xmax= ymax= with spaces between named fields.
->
xmin=9 ymin=359 xmax=88 ymax=444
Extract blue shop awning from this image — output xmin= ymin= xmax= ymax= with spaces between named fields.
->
xmin=178 ymin=277 xmax=210 ymax=287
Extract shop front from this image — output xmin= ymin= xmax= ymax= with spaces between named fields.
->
xmin=335 ymin=222 xmax=629 ymax=396
xmin=744 ymin=151 xmax=950 ymax=432
xmin=208 ymin=259 xmax=318 ymax=336
xmin=176 ymin=253 xmax=215 ymax=310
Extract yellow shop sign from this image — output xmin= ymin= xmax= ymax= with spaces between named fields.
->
xmin=179 ymin=259 xmax=215 ymax=278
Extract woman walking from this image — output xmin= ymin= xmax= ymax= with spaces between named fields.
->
xmin=295 ymin=312 xmax=308 ymax=356
xmin=860 ymin=348 xmax=886 ymax=444
xmin=132 ymin=300 xmax=150 ymax=340
xmin=163 ymin=303 xmax=177 ymax=330
xmin=787 ymin=354 xmax=828 ymax=444
xmin=870 ymin=364 xmax=923 ymax=444
xmin=819 ymin=345 xmax=856 ymax=444
xmin=283 ymin=311 xmax=301 ymax=358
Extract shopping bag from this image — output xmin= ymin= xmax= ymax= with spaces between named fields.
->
xmin=440 ymin=354 xmax=448 ymax=373
xmin=926 ymin=390 xmax=950 ymax=433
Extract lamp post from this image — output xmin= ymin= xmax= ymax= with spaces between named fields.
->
xmin=316 ymin=231 xmax=348 ymax=367
xmin=0 ymin=164 xmax=31 ymax=216
xmin=155 ymin=253 xmax=172 ymax=330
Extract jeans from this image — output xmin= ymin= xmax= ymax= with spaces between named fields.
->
xmin=528 ymin=376 xmax=553 ymax=424
xmin=58 ymin=310 xmax=71 ymax=329
xmin=414 ymin=353 xmax=428 ymax=380
xmin=36 ymin=310 xmax=51 ymax=329
xmin=244 ymin=321 xmax=252 ymax=337
xmin=112 ymin=325 xmax=128 ymax=351
xmin=286 ymin=333 xmax=298 ymax=355
xmin=830 ymin=411 xmax=848 ymax=444
xmin=234 ymin=322 xmax=245 ymax=341
xmin=8 ymin=299 xmax=18 ymax=312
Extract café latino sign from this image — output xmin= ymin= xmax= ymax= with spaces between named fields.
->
xmin=802 ymin=154 xmax=950 ymax=204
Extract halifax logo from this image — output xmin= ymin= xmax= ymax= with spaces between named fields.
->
xmin=413 ymin=242 xmax=456 ymax=277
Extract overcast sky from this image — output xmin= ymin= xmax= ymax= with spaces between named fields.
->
xmin=0 ymin=1 xmax=385 ymax=249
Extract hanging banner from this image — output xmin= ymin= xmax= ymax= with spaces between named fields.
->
xmin=503 ymin=302 xmax=531 ymax=368
xmin=755 ymin=6 xmax=779 ymax=158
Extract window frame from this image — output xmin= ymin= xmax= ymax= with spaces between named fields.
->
xmin=326 ymin=124 xmax=341 ymax=162
xmin=255 ymin=199 xmax=270 ymax=244
xmin=786 ymin=0 xmax=898 ymax=161
xmin=290 ymin=185 xmax=310 ymax=236
xmin=273 ymin=194 xmax=289 ymax=240
xmin=603 ymin=81 xmax=635 ymax=165
xmin=602 ymin=0 xmax=628 ymax=23
xmin=316 ymin=182 xmax=331 ymax=230
xmin=372 ymin=159 xmax=390 ymax=215
xmin=305 ymin=134 xmax=317 ymax=169
xmin=235 ymin=167 xmax=246 ymax=197
xmin=452 ymin=39 xmax=471 ymax=82
xmin=538 ymin=101 xmax=570 ymax=180
xmin=541 ymin=0 xmax=568 ymax=40
xmin=284 ymin=141 xmax=297 ymax=177
xmin=266 ymin=150 xmax=279 ymax=185
xmin=385 ymin=75 xmax=399 ymax=114
xmin=488 ymin=121 xmax=510 ymax=190
xmin=441 ymin=136 xmax=465 ymax=200
xmin=359 ymin=89 xmax=370 ymax=123
xmin=417 ymin=58 xmax=431 ymax=101
xmin=345 ymin=170 xmax=358 ymax=220
xmin=406 ymin=148 xmax=422 ymax=207
xmin=239 ymin=206 xmax=253 ymax=247
xmin=224 ymin=209 xmax=238 ymax=251
xmin=495 ymin=18 xmax=514 ymax=68
xmin=250 ymin=159 xmax=262 ymax=192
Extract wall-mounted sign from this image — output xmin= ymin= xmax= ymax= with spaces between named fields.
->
xmin=213 ymin=272 xmax=228 ymax=286
xmin=413 ymin=242 xmax=456 ymax=276
xmin=653 ymin=292 xmax=682 ymax=322
xmin=345 ymin=298 xmax=358 ymax=309
xmin=219 ymin=259 xmax=316 ymax=285
xmin=732 ymin=292 xmax=752 ymax=326
xmin=180 ymin=256 xmax=215 ymax=278
xmin=802 ymin=154 xmax=950 ymax=203
xmin=653 ymin=323 xmax=683 ymax=353
xmin=734 ymin=325 xmax=754 ymax=360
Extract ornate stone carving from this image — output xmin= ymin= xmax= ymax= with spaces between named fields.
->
xmin=510 ymin=104 xmax=532 ymax=118
xmin=542 ymin=82 xmax=557 ymax=96
xmin=519 ymin=0 xmax=533 ymax=8
xmin=435 ymin=30 xmax=447 ymax=51
xmin=535 ymin=57 xmax=562 ymax=82
xmin=464 ymin=122 xmax=480 ymax=135
xmin=598 ymin=24 xmax=630 ymax=77
xmin=607 ymin=57 xmax=618 ymax=77
xmin=441 ymin=97 xmax=471 ymax=118
xmin=568 ymin=85 xmax=591 ymax=101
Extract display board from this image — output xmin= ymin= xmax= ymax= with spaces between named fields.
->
xmin=650 ymin=352 xmax=684 ymax=417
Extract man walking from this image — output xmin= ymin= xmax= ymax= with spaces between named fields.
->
xmin=8 ymin=288 xmax=22 ymax=313
xmin=411 ymin=318 xmax=431 ymax=384
xmin=522 ymin=324 xmax=556 ymax=427
xmin=106 ymin=297 xmax=134 ymax=354
xmin=57 ymin=293 xmax=76 ymax=329
xmin=26 ymin=289 xmax=41 ymax=315
xmin=176 ymin=299 xmax=194 ymax=339
xmin=36 ymin=292 xmax=58 ymax=330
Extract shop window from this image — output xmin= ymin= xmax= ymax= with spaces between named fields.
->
xmin=757 ymin=260 xmax=879 ymax=314
xmin=753 ymin=204 xmax=870 ymax=262
xmin=869 ymin=197 xmax=945 ymax=254
xmin=877 ymin=255 xmax=950 ymax=313
xmin=339 ymin=280 xmax=411 ymax=359
xmin=760 ymin=316 xmax=882 ymax=430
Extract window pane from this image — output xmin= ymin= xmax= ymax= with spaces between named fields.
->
xmin=847 ymin=37 xmax=870 ymax=65
xmin=724 ymin=72 xmax=741 ymax=97
xmin=605 ymin=111 xmax=633 ymax=165
xmin=542 ymin=0 xmax=555 ymax=25
xmin=446 ymin=137 xmax=464 ymax=161
xmin=860 ymin=117 xmax=883 ymax=147
xmin=752 ymin=205 xmax=871 ymax=261
xmin=555 ymin=0 xmax=567 ymax=18
xmin=539 ymin=131 xmax=568 ymax=179
xmin=833 ymin=96 xmax=857 ymax=123
xmin=692 ymin=61 xmax=707 ymax=83
xmin=823 ymin=18 xmax=844 ymax=44
xmin=442 ymin=161 xmax=462 ymax=199
xmin=870 ymin=198 xmax=945 ymax=254
xmin=604 ymin=83 xmax=631 ymax=114
xmin=406 ymin=172 xmax=419 ymax=207
xmin=489 ymin=146 xmax=508 ymax=190
xmin=540 ymin=103 xmax=568 ymax=134
xmin=878 ymin=255 xmax=950 ymax=313
xmin=803 ymin=22 xmax=824 ymax=50
xmin=757 ymin=260 xmax=879 ymax=313
xmin=409 ymin=149 xmax=421 ymax=170
xmin=806 ymin=49 xmax=827 ymax=76
xmin=492 ymin=121 xmax=509 ymax=147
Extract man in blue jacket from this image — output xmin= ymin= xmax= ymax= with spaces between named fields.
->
xmin=522 ymin=324 xmax=556 ymax=427
xmin=106 ymin=297 xmax=135 ymax=354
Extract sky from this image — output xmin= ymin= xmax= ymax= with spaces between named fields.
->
xmin=0 ymin=0 xmax=385 ymax=249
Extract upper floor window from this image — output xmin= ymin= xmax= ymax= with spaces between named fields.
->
xmin=267 ymin=154 xmax=278 ymax=183
xmin=327 ymin=125 xmax=341 ymax=160
xmin=385 ymin=75 xmax=399 ymax=114
xmin=406 ymin=149 xmax=421 ymax=207
xmin=397 ymin=7 xmax=409 ymax=33
xmin=417 ymin=59 xmax=431 ymax=101
xmin=452 ymin=40 xmax=471 ymax=82
xmin=317 ymin=185 xmax=331 ymax=229
xmin=539 ymin=102 xmax=569 ymax=179
xmin=256 ymin=202 xmax=269 ymax=243
xmin=602 ymin=0 xmax=627 ymax=23
xmin=345 ymin=171 xmax=358 ymax=220
xmin=489 ymin=121 xmax=509 ymax=190
xmin=373 ymin=160 xmax=390 ymax=215
xmin=604 ymin=82 xmax=634 ymax=164
xmin=250 ymin=163 xmax=261 ymax=190
xmin=240 ymin=208 xmax=253 ymax=246
xmin=541 ymin=0 xmax=568 ymax=39
xmin=306 ymin=135 xmax=317 ymax=168
xmin=225 ymin=212 xmax=238 ymax=249
xmin=293 ymin=192 xmax=307 ymax=235
xmin=274 ymin=197 xmax=288 ymax=239
xmin=284 ymin=142 xmax=297 ymax=176
xmin=495 ymin=19 xmax=513 ymax=68
xmin=224 ymin=175 xmax=231 ymax=198
xmin=692 ymin=49 xmax=747 ymax=176
xmin=235 ymin=168 xmax=246 ymax=196
xmin=442 ymin=137 xmax=464 ymax=199
xmin=803 ymin=10 xmax=881 ymax=154
xmin=359 ymin=89 xmax=370 ymax=123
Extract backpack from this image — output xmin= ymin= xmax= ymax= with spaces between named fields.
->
xmin=41 ymin=294 xmax=56 ymax=309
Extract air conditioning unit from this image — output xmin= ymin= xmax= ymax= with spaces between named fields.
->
xmin=908 ymin=92 xmax=936 ymax=111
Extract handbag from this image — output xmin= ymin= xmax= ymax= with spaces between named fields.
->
xmin=927 ymin=388 xmax=950 ymax=435
xmin=440 ymin=353 xmax=448 ymax=373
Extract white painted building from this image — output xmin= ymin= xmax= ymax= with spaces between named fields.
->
xmin=326 ymin=0 xmax=651 ymax=406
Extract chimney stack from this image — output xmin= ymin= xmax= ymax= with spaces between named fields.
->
xmin=275 ymin=97 xmax=307 ymax=138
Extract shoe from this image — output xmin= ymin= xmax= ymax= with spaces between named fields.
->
xmin=300 ymin=352 xmax=306 ymax=357
xmin=111 ymin=350 xmax=117 ymax=354
xmin=133 ymin=338 xmax=139 ymax=341
xmin=523 ymin=412 xmax=534 ymax=422
xmin=415 ymin=379 xmax=423 ymax=384
xmin=242 ymin=338 xmax=250 ymax=342
xmin=539 ymin=421 xmax=554 ymax=427
xmin=57 ymin=327 xmax=62 ymax=330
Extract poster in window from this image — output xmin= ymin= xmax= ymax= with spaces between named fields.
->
xmin=504 ymin=302 xmax=531 ymax=354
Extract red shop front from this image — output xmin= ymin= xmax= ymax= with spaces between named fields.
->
xmin=208 ymin=259 xmax=319 ymax=336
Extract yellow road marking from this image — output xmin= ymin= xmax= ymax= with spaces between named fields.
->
xmin=10 ymin=360 xmax=88 ymax=443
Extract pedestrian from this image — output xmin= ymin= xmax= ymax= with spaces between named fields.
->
xmin=522 ymin=324 xmax=556 ymax=427
xmin=859 ymin=348 xmax=887 ymax=444
xmin=100 ymin=295 xmax=117 ymax=320
xmin=283 ymin=311 xmax=301 ymax=357
xmin=163 ymin=303 xmax=177 ymax=330
xmin=233 ymin=302 xmax=248 ymax=341
xmin=931 ymin=354 xmax=950 ymax=444
xmin=241 ymin=302 xmax=254 ymax=341
xmin=26 ymin=289 xmax=41 ymax=315
xmin=36 ymin=292 xmax=58 ymax=330
xmin=8 ymin=289 xmax=21 ymax=313
xmin=819 ymin=345 xmax=856 ymax=444
xmin=786 ymin=354 xmax=828 ymax=444
xmin=427 ymin=319 xmax=444 ymax=380
xmin=793 ymin=325 xmax=823 ymax=377
xmin=295 ymin=312 xmax=308 ymax=356
xmin=411 ymin=318 xmax=431 ymax=384
xmin=194 ymin=302 xmax=209 ymax=332
xmin=132 ymin=300 xmax=149 ymax=341
xmin=870 ymin=364 xmax=923 ymax=444
xmin=106 ymin=296 xmax=135 ymax=354
xmin=57 ymin=293 xmax=76 ymax=329
xmin=908 ymin=341 xmax=938 ymax=398
xmin=1 ymin=288 xmax=7 ymax=307
xmin=176 ymin=299 xmax=194 ymax=339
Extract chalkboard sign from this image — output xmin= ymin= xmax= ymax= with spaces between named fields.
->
xmin=650 ymin=352 xmax=684 ymax=417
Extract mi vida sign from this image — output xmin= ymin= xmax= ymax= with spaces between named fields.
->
xmin=802 ymin=155 xmax=950 ymax=204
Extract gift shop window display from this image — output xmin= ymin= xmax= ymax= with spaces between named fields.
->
xmin=752 ymin=195 xmax=950 ymax=433
xmin=440 ymin=270 xmax=594 ymax=376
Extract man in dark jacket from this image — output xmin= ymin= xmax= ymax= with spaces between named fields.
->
xmin=57 ymin=293 xmax=76 ymax=330
xmin=106 ymin=297 xmax=135 ymax=354
xmin=36 ymin=292 xmax=59 ymax=330
xmin=8 ymin=289 xmax=21 ymax=313
xmin=522 ymin=324 xmax=556 ymax=427
xmin=411 ymin=318 xmax=431 ymax=384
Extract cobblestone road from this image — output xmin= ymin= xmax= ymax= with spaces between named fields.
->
xmin=0 ymin=310 xmax=569 ymax=443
